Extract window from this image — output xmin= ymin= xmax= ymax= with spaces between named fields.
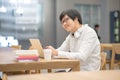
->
xmin=75 ymin=4 xmax=101 ymax=28
xmin=0 ymin=0 xmax=43 ymax=40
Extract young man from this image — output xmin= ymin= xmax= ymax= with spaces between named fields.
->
xmin=46 ymin=9 xmax=101 ymax=71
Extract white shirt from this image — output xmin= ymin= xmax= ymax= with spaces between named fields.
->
xmin=55 ymin=24 xmax=101 ymax=71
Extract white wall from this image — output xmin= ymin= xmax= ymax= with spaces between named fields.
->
xmin=108 ymin=0 xmax=120 ymax=11
xmin=38 ymin=0 xmax=56 ymax=47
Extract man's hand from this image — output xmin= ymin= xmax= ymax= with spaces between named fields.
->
xmin=45 ymin=46 xmax=58 ymax=56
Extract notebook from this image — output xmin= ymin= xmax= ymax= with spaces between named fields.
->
xmin=29 ymin=39 xmax=44 ymax=58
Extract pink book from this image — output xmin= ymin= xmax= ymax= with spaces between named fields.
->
xmin=16 ymin=56 xmax=39 ymax=60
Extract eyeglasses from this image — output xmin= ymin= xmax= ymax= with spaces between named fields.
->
xmin=61 ymin=17 xmax=70 ymax=24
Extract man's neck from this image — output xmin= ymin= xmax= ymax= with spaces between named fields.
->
xmin=72 ymin=23 xmax=82 ymax=33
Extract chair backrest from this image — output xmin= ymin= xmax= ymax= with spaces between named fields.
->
xmin=113 ymin=44 xmax=120 ymax=54
xmin=111 ymin=44 xmax=120 ymax=69
xmin=100 ymin=44 xmax=103 ymax=52
xmin=11 ymin=45 xmax=21 ymax=50
xmin=100 ymin=51 xmax=107 ymax=70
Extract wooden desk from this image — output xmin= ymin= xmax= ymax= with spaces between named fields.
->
xmin=5 ymin=70 xmax=120 ymax=80
xmin=0 ymin=47 xmax=80 ymax=72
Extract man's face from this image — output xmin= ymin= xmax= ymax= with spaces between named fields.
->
xmin=61 ymin=15 xmax=75 ymax=33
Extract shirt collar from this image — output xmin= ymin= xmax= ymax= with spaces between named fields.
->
xmin=70 ymin=24 xmax=88 ymax=37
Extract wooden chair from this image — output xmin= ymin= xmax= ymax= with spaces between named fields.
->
xmin=11 ymin=45 xmax=21 ymax=50
xmin=2 ymin=73 xmax=7 ymax=80
xmin=111 ymin=44 xmax=120 ymax=69
xmin=100 ymin=52 xmax=107 ymax=70
xmin=100 ymin=44 xmax=112 ymax=69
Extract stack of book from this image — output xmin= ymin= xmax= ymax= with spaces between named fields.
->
xmin=16 ymin=50 xmax=39 ymax=62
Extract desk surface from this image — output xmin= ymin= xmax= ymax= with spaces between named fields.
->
xmin=0 ymin=47 xmax=80 ymax=72
xmin=6 ymin=70 xmax=120 ymax=80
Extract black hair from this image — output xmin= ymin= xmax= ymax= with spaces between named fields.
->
xmin=59 ymin=9 xmax=82 ymax=24
xmin=94 ymin=24 xmax=99 ymax=28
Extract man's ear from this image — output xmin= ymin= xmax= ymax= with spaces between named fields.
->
xmin=74 ymin=17 xmax=78 ymax=23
